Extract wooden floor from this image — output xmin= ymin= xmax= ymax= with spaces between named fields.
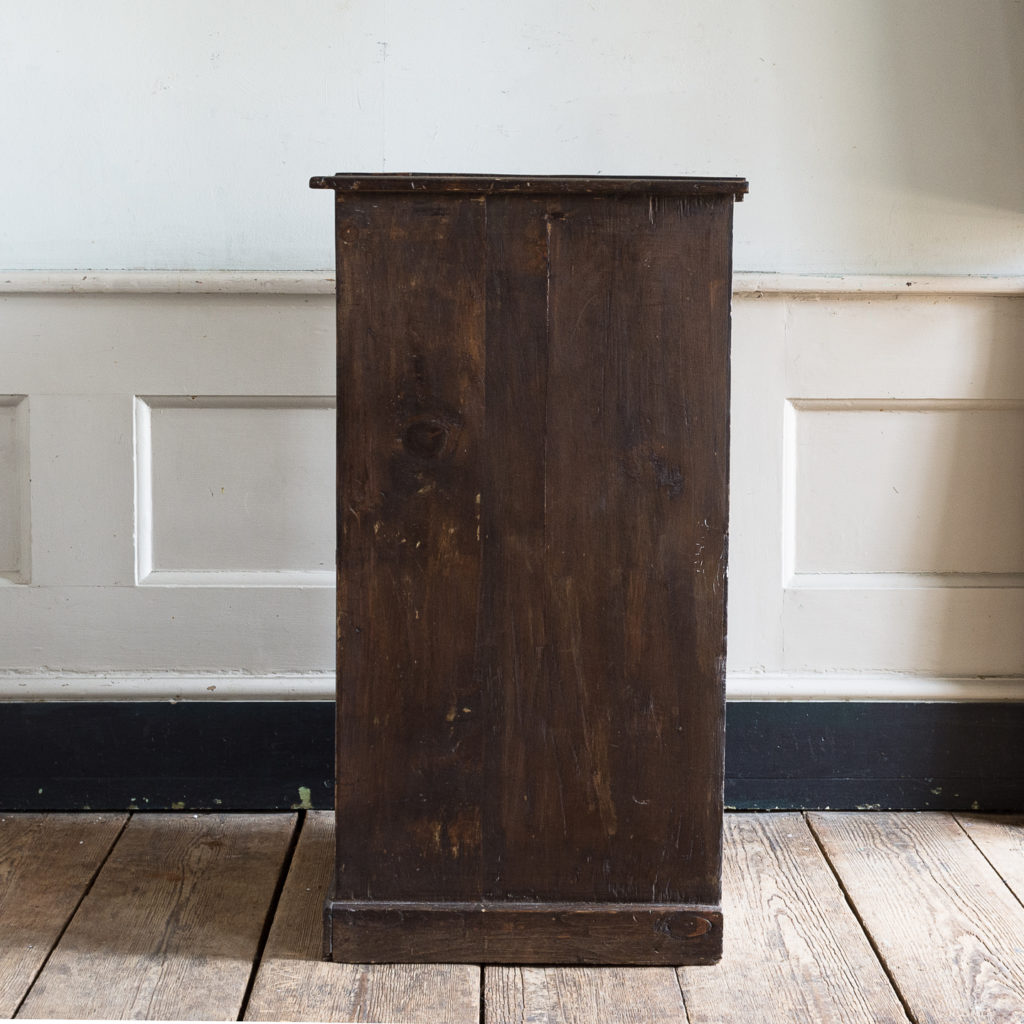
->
xmin=2 ymin=812 xmax=1023 ymax=1021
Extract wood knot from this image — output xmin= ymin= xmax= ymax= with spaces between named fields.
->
xmin=658 ymin=913 xmax=715 ymax=939
xmin=402 ymin=418 xmax=450 ymax=459
xmin=672 ymin=915 xmax=714 ymax=938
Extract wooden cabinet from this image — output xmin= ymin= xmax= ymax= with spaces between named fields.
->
xmin=310 ymin=173 xmax=747 ymax=965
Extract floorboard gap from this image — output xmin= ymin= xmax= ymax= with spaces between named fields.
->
xmin=673 ymin=962 xmax=693 ymax=1024
xmin=236 ymin=810 xmax=306 ymax=1021
xmin=11 ymin=811 xmax=132 ymax=1020
xmin=802 ymin=812 xmax=917 ymax=1024
xmin=952 ymin=814 xmax=1024 ymax=915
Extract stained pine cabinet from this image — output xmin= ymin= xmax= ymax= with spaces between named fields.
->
xmin=310 ymin=173 xmax=747 ymax=964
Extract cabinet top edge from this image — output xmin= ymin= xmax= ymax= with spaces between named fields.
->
xmin=309 ymin=173 xmax=748 ymax=200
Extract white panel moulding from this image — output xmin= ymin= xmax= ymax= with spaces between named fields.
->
xmin=0 ymin=396 xmax=30 ymax=584
xmin=784 ymin=398 xmax=1024 ymax=589
xmin=3 ymin=271 xmax=1024 ymax=296
xmin=0 ymin=672 xmax=1021 ymax=702
xmin=3 ymin=271 xmax=1022 ymax=702
xmin=134 ymin=396 xmax=335 ymax=587
xmin=0 ymin=672 xmax=335 ymax=701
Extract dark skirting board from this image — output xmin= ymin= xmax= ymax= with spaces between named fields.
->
xmin=0 ymin=700 xmax=1020 ymax=812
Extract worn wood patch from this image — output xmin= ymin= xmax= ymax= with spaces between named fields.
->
xmin=333 ymin=193 xmax=486 ymax=905
xmin=956 ymin=814 xmax=1024 ymax=900
xmin=0 ymin=813 xmax=125 ymax=1017
xmin=485 ymin=965 xmax=688 ymax=1024
xmin=483 ymin=194 xmax=730 ymax=907
xmin=678 ymin=813 xmax=906 ymax=1023
xmin=809 ymin=811 xmax=1024 ymax=1024
xmin=17 ymin=813 xmax=294 ymax=1020
xmin=245 ymin=811 xmax=479 ymax=1023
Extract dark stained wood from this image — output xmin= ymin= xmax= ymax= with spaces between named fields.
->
xmin=485 ymin=193 xmax=732 ymax=908
xmin=327 ymin=901 xmax=721 ymax=965
xmin=476 ymin=194 xmax=555 ymax=905
xmin=321 ymin=175 xmax=742 ymax=963
xmin=311 ymin=173 xmax=748 ymax=199
xmin=333 ymin=193 xmax=486 ymax=904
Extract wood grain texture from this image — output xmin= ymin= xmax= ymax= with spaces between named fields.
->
xmin=311 ymin=173 xmax=748 ymax=198
xmin=245 ymin=811 xmax=480 ymax=1023
xmin=17 ymin=813 xmax=295 ymax=1021
xmin=484 ymin=193 xmax=731 ymax=907
xmin=0 ymin=813 xmax=125 ymax=1016
xmin=326 ymin=901 xmax=721 ymax=965
xmin=334 ymin=192 xmax=486 ymax=904
xmin=485 ymin=965 xmax=688 ymax=1024
xmin=326 ymin=178 xmax=736 ymax=963
xmin=678 ymin=813 xmax=906 ymax=1024
xmin=809 ymin=811 xmax=1024 ymax=1024
xmin=956 ymin=814 xmax=1024 ymax=899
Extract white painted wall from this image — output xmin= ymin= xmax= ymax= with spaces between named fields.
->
xmin=2 ymin=2 xmax=1023 ymax=701
xmin=2 ymin=0 xmax=1022 ymax=274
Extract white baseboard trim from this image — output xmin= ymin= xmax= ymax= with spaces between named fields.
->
xmin=3 ymin=271 xmax=1024 ymax=296
xmin=0 ymin=271 xmax=338 ymax=294
xmin=0 ymin=673 xmax=336 ymax=701
xmin=732 ymin=273 xmax=1024 ymax=296
xmin=728 ymin=673 xmax=1024 ymax=702
xmin=2 ymin=671 xmax=1022 ymax=702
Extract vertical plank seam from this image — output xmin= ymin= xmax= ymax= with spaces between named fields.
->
xmin=803 ymin=813 xmax=918 ymax=1024
xmin=952 ymin=813 xmax=1024 ymax=915
xmin=12 ymin=811 xmax=131 ymax=1019
xmin=478 ymin=963 xmax=486 ymax=1024
xmin=478 ymin=195 xmax=489 ymax=912
xmin=236 ymin=810 xmax=305 ymax=1021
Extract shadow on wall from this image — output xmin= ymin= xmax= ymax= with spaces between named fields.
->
xmin=930 ymin=293 xmax=1024 ymax=677
xmin=878 ymin=0 xmax=1024 ymax=213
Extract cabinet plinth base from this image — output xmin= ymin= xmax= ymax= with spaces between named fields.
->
xmin=323 ymin=898 xmax=723 ymax=965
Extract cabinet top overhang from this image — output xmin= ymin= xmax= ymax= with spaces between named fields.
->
xmin=309 ymin=173 xmax=747 ymax=200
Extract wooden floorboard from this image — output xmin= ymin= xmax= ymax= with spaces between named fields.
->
xmin=677 ymin=813 xmax=908 ymax=1024
xmin=17 ymin=813 xmax=295 ymax=1021
xmin=0 ymin=813 xmax=126 ymax=1017
xmin=809 ymin=811 xmax=1024 ymax=1024
xmin=485 ymin=966 xmax=688 ymax=1024
xmin=4 ymin=811 xmax=1024 ymax=1021
xmin=244 ymin=810 xmax=480 ymax=1023
xmin=955 ymin=813 xmax=1024 ymax=902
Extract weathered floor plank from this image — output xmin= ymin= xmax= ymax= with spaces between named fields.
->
xmin=0 ymin=813 xmax=126 ymax=1017
xmin=956 ymin=813 xmax=1024 ymax=902
xmin=244 ymin=811 xmax=480 ymax=1023
xmin=485 ymin=965 xmax=688 ymax=1024
xmin=2 ymin=811 xmax=1022 ymax=1021
xmin=809 ymin=811 xmax=1024 ymax=1024
xmin=17 ymin=813 xmax=295 ymax=1021
xmin=678 ymin=813 xmax=906 ymax=1024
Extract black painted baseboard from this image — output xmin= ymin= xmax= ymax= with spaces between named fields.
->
xmin=1 ymin=700 xmax=1021 ymax=811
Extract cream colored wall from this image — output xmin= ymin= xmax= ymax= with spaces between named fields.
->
xmin=2 ymin=272 xmax=1022 ymax=701
xmin=1 ymin=1 xmax=1022 ymax=275
xmin=2 ymin=2 xmax=1023 ymax=698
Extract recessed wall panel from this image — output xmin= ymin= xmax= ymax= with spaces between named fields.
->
xmin=791 ymin=400 xmax=1024 ymax=577
xmin=0 ymin=397 xmax=29 ymax=581
xmin=138 ymin=397 xmax=334 ymax=583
